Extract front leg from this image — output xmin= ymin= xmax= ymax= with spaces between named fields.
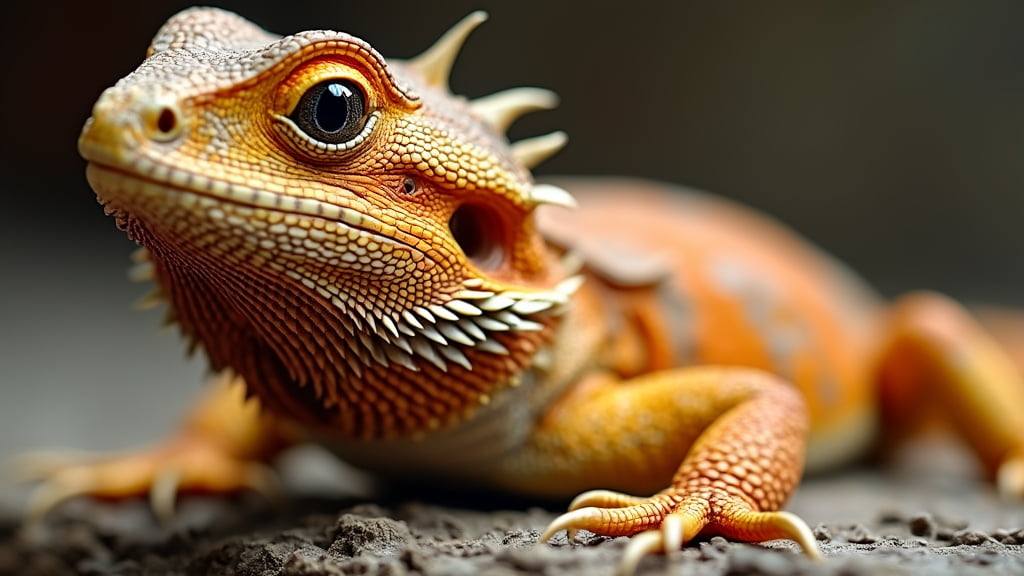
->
xmin=17 ymin=374 xmax=294 ymax=522
xmin=499 ymin=367 xmax=820 ymax=570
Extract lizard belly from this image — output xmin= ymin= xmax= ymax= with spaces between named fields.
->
xmin=314 ymin=369 xmax=548 ymax=484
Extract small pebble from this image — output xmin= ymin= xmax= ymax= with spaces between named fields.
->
xmin=992 ymin=528 xmax=1014 ymax=544
xmin=950 ymin=529 xmax=993 ymax=546
xmin=700 ymin=536 xmax=733 ymax=558
xmin=813 ymin=524 xmax=832 ymax=542
xmin=846 ymin=524 xmax=878 ymax=544
xmin=908 ymin=514 xmax=936 ymax=538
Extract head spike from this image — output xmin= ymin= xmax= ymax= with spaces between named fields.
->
xmin=510 ymin=131 xmax=568 ymax=170
xmin=529 ymin=183 xmax=578 ymax=209
xmin=408 ymin=11 xmax=488 ymax=89
xmin=470 ymin=87 xmax=559 ymax=133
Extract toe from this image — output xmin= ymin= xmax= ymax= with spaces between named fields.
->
xmin=19 ymin=441 xmax=282 ymax=523
xmin=8 ymin=449 xmax=106 ymax=483
xmin=568 ymin=489 xmax=650 ymax=511
xmin=714 ymin=509 xmax=822 ymax=559
xmin=541 ymin=495 xmax=676 ymax=542
xmin=24 ymin=467 xmax=97 ymax=522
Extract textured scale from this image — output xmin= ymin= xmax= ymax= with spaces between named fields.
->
xmin=37 ymin=7 xmax=1024 ymax=573
xmin=79 ymin=8 xmax=577 ymax=438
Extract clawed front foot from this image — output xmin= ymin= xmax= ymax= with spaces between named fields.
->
xmin=10 ymin=378 xmax=292 ymax=524
xmin=541 ymin=488 xmax=821 ymax=575
xmin=12 ymin=439 xmax=281 ymax=524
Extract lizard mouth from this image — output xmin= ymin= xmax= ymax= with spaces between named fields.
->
xmin=84 ymin=160 xmax=427 ymax=256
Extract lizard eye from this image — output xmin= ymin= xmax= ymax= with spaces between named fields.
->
xmin=290 ymin=80 xmax=366 ymax=144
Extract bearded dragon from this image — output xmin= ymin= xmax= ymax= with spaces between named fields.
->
xmin=25 ymin=7 xmax=1024 ymax=573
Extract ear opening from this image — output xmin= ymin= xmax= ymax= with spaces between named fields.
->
xmin=449 ymin=202 xmax=506 ymax=272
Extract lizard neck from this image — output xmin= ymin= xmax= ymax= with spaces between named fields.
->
xmin=134 ymin=219 xmax=565 ymax=439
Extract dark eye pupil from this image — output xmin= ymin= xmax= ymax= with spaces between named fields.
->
xmin=316 ymin=83 xmax=351 ymax=133
xmin=291 ymin=79 xmax=366 ymax=145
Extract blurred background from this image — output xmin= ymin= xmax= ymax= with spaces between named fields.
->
xmin=2 ymin=1 xmax=1024 ymax=500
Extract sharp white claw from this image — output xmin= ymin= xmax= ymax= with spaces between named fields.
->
xmin=539 ymin=507 xmax=600 ymax=543
xmin=660 ymin=514 xmax=685 ymax=559
xmin=24 ymin=471 xmax=92 ymax=523
xmin=774 ymin=511 xmax=824 ymax=560
xmin=150 ymin=466 xmax=182 ymax=525
xmin=619 ymin=530 xmax=664 ymax=576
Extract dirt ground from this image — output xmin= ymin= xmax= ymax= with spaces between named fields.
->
xmin=2 ymin=441 xmax=1024 ymax=576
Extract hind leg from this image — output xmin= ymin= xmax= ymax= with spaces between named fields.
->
xmin=876 ymin=291 xmax=1024 ymax=496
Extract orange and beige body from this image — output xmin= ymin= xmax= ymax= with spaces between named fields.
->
xmin=24 ymin=7 xmax=1024 ymax=572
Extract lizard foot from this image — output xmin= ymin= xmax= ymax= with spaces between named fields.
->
xmin=540 ymin=488 xmax=821 ymax=575
xmin=13 ymin=439 xmax=281 ymax=524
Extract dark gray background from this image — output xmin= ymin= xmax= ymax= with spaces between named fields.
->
xmin=3 ymin=1 xmax=1024 ymax=504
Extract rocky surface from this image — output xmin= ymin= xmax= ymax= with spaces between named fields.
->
xmin=3 ymin=459 xmax=1024 ymax=576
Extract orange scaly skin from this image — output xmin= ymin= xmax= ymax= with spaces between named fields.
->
xmin=24 ymin=8 xmax=1024 ymax=572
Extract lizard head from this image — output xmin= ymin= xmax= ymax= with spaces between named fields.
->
xmin=78 ymin=8 xmax=580 ymax=437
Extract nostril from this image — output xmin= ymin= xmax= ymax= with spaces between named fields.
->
xmin=143 ymin=101 xmax=184 ymax=142
xmin=156 ymin=107 xmax=177 ymax=135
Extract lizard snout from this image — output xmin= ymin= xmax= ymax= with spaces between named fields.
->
xmin=79 ymin=86 xmax=185 ymax=165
